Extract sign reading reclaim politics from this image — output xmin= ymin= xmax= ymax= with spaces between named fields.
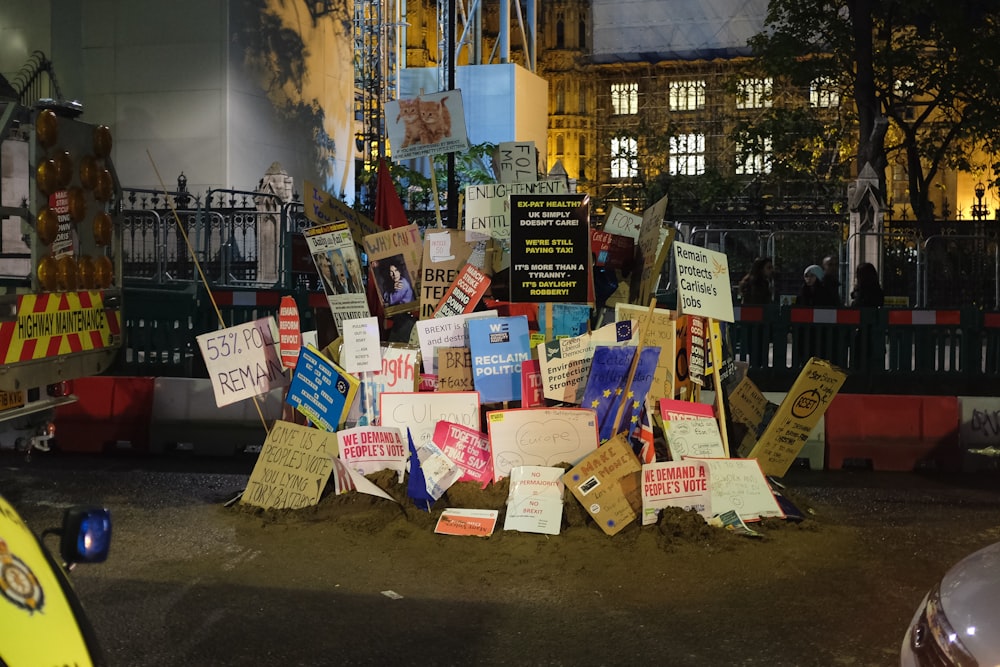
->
xmin=509 ymin=193 xmax=592 ymax=304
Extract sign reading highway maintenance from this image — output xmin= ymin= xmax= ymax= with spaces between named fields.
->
xmin=672 ymin=240 xmax=734 ymax=322
xmin=509 ymin=193 xmax=591 ymax=303
xmin=1 ymin=291 xmax=121 ymax=363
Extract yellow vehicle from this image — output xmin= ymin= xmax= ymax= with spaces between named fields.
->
xmin=0 ymin=493 xmax=111 ymax=666
xmin=0 ymin=85 xmax=123 ymax=451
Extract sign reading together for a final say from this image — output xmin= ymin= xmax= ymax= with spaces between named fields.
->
xmin=509 ymin=193 xmax=591 ymax=303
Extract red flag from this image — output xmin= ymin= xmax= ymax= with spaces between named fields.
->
xmin=367 ymin=159 xmax=410 ymax=322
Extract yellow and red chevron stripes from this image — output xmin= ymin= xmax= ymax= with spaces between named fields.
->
xmin=0 ymin=291 xmax=121 ymax=364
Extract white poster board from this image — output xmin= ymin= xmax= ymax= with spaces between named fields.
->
xmin=196 ymin=317 xmax=288 ymax=408
xmin=689 ymin=457 xmax=784 ymax=521
xmin=664 ymin=417 xmax=728 ymax=460
xmin=673 ymin=240 xmax=735 ymax=322
xmin=487 ymin=407 xmax=600 ymax=481
xmin=415 ymin=309 xmax=497 ymax=375
xmin=380 ymin=391 xmax=482 ymax=450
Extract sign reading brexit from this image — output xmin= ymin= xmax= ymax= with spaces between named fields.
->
xmin=509 ymin=193 xmax=591 ymax=304
xmin=672 ymin=240 xmax=734 ymax=322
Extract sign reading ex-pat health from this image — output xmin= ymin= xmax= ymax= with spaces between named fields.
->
xmin=509 ymin=193 xmax=591 ymax=304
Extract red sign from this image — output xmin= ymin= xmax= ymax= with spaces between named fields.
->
xmin=278 ymin=296 xmax=301 ymax=369
xmin=590 ymin=228 xmax=635 ymax=269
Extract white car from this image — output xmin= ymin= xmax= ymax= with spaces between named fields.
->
xmin=901 ymin=540 xmax=1000 ymax=666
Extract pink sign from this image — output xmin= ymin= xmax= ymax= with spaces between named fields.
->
xmin=432 ymin=421 xmax=492 ymax=488
xmin=520 ymin=359 xmax=544 ymax=408
xmin=659 ymin=397 xmax=715 ymax=421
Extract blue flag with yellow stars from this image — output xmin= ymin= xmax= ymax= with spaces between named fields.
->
xmin=581 ymin=345 xmax=661 ymax=441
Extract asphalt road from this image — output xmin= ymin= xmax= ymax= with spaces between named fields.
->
xmin=2 ymin=451 xmax=999 ymax=667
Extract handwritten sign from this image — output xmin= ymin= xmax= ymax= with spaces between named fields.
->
xmin=616 ymin=303 xmax=676 ymax=402
xmin=436 ymin=347 xmax=474 ymax=392
xmin=562 ymin=433 xmax=643 ymax=536
xmin=487 ymin=407 xmax=599 ymax=481
xmin=463 ymin=180 xmax=568 ymax=241
xmin=603 ymin=205 xmax=642 ymax=241
xmin=197 ymin=317 xmax=288 ymax=408
xmin=673 ymin=240 xmax=734 ymax=322
xmin=336 ymin=426 xmax=407 ymax=481
xmin=640 ymin=460 xmax=711 ymax=525
xmin=302 ymin=180 xmax=380 ymax=242
xmin=380 ymin=391 xmax=481 ymax=451
xmin=241 ymin=420 xmax=335 ymax=510
xmin=363 ymin=223 xmax=423 ymax=316
xmin=420 ymin=229 xmax=474 ymax=318
xmin=691 ymin=457 xmax=784 ymax=521
xmin=664 ymin=417 xmax=728 ymax=460
xmin=495 ymin=141 xmax=538 ymax=183
xmin=341 ymin=316 xmax=381 ymax=373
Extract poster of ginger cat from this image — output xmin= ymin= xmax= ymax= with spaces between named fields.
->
xmin=418 ymin=96 xmax=452 ymax=144
xmin=396 ymin=98 xmax=426 ymax=148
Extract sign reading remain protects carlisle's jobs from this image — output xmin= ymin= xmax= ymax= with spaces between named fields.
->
xmin=673 ymin=240 xmax=734 ymax=322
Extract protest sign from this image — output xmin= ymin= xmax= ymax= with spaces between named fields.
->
xmin=509 ymin=193 xmax=591 ymax=304
xmin=691 ymin=457 xmax=784 ymax=521
xmin=197 ymin=317 xmax=287 ymax=408
xmin=675 ymin=315 xmax=692 ymax=400
xmin=336 ymin=426 xmax=407 ymax=481
xmin=364 ymin=223 xmax=423 ymax=316
xmin=487 ymin=407 xmax=599 ymax=481
xmin=384 ymin=90 xmax=470 ymax=160
xmin=664 ymin=417 xmax=728 ymax=460
xmin=431 ymin=421 xmax=492 ymax=487
xmin=303 ymin=221 xmax=370 ymax=333
xmin=380 ymin=391 xmax=481 ymax=450
xmin=303 ymin=180 xmax=380 ymax=243
xmin=688 ymin=315 xmax=706 ymax=386
xmin=536 ymin=303 xmax=592 ymax=338
xmin=603 ymin=204 xmax=642 ymax=241
xmin=727 ymin=375 xmax=769 ymax=456
xmin=520 ymin=360 xmax=544 ymax=408
xmin=616 ymin=303 xmax=676 ymax=403
xmin=241 ymin=420 xmax=335 ymax=510
xmin=744 ymin=357 xmax=847 ymax=476
xmin=415 ymin=309 xmax=496 ymax=375
xmin=355 ymin=346 xmax=421 ymax=426
xmin=420 ymin=229 xmax=474 ymax=318
xmin=640 ymin=460 xmax=711 ymax=525
xmin=503 ymin=466 xmax=565 ymax=535
xmin=673 ymin=240 xmax=735 ymax=322
xmin=436 ymin=347 xmax=474 ymax=392
xmin=591 ymin=228 xmax=635 ymax=269
xmin=463 ymin=180 xmax=568 ymax=241
xmin=468 ymin=316 xmax=532 ymax=403
xmin=341 ymin=316 xmax=381 ymax=374
xmin=634 ymin=194 xmax=669 ymax=303
xmin=581 ymin=345 xmax=660 ymax=441
xmin=658 ymin=398 xmax=715 ymax=421
xmin=434 ymin=509 xmax=499 ymax=537
xmin=417 ymin=441 xmax=463 ymax=500
xmin=537 ymin=334 xmax=591 ymax=404
xmin=562 ymin=433 xmax=643 ymax=536
xmin=285 ymin=345 xmax=360 ymax=431
xmin=494 ymin=141 xmax=538 ymax=184
xmin=278 ymin=296 xmax=301 ymax=370
xmin=433 ymin=263 xmax=492 ymax=318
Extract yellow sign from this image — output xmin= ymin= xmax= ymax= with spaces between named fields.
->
xmin=1 ymin=291 xmax=119 ymax=364
xmin=303 ymin=180 xmax=380 ymax=243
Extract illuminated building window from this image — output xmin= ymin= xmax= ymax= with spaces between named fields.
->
xmin=669 ymin=133 xmax=705 ymax=175
xmin=810 ymin=77 xmax=840 ymax=108
xmin=611 ymin=136 xmax=638 ymax=178
xmin=737 ymin=78 xmax=773 ymax=109
xmin=611 ymin=82 xmax=638 ymax=115
xmin=736 ymin=138 xmax=773 ymax=175
xmin=669 ymin=80 xmax=705 ymax=111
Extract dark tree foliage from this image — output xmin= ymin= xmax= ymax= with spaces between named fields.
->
xmin=747 ymin=0 xmax=1000 ymax=221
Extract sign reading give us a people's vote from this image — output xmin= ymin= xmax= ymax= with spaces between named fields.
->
xmin=197 ymin=317 xmax=289 ymax=407
xmin=673 ymin=240 xmax=734 ymax=322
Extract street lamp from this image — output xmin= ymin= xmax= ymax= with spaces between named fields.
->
xmin=973 ymin=181 xmax=987 ymax=220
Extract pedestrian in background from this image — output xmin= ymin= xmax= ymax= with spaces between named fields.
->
xmin=738 ymin=256 xmax=773 ymax=305
xmin=850 ymin=262 xmax=885 ymax=308
xmin=821 ymin=255 xmax=842 ymax=306
xmin=797 ymin=264 xmax=838 ymax=307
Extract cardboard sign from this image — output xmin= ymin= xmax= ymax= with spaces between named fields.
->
xmin=487 ymin=407 xmax=599 ymax=481
xmin=664 ymin=417 xmax=728 ymax=460
xmin=420 ymin=229 xmax=474 ymax=318
xmin=745 ymin=357 xmax=847 ymax=476
xmin=509 ymin=193 xmax=592 ymax=304
xmin=436 ymin=347 xmax=474 ymax=392
xmin=728 ymin=375 xmax=769 ymax=455
xmin=433 ymin=263 xmax=492 ymax=318
xmin=380 ymin=391 xmax=481 ymax=450
xmin=241 ymin=420 xmax=335 ymax=510
xmin=336 ymin=426 xmax=408 ymax=481
xmin=616 ymin=303 xmax=676 ymax=403
xmin=640 ymin=460 xmax=711 ymax=525
xmin=434 ymin=509 xmax=499 ymax=537
xmin=384 ymin=89 xmax=470 ymax=160
xmin=278 ymin=296 xmax=301 ymax=370
xmin=364 ymin=223 xmax=423 ymax=316
xmin=635 ymin=194 xmax=669 ymax=302
xmin=494 ymin=141 xmax=538 ymax=183
xmin=415 ymin=309 xmax=497 ymax=375
xmin=431 ymin=421 xmax=492 ymax=487
xmin=603 ymin=205 xmax=642 ymax=241
xmin=340 ymin=316 xmax=381 ymax=374
xmin=691 ymin=457 xmax=784 ymax=521
xmin=302 ymin=180 xmax=380 ymax=242
xmin=286 ymin=345 xmax=360 ymax=431
xmin=562 ymin=433 xmax=643 ymax=536
xmin=463 ymin=180 xmax=568 ymax=241
xmin=673 ymin=240 xmax=735 ymax=322
xmin=503 ymin=466 xmax=565 ymax=535
xmin=197 ymin=317 xmax=288 ymax=408
xmin=468 ymin=316 xmax=532 ymax=403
